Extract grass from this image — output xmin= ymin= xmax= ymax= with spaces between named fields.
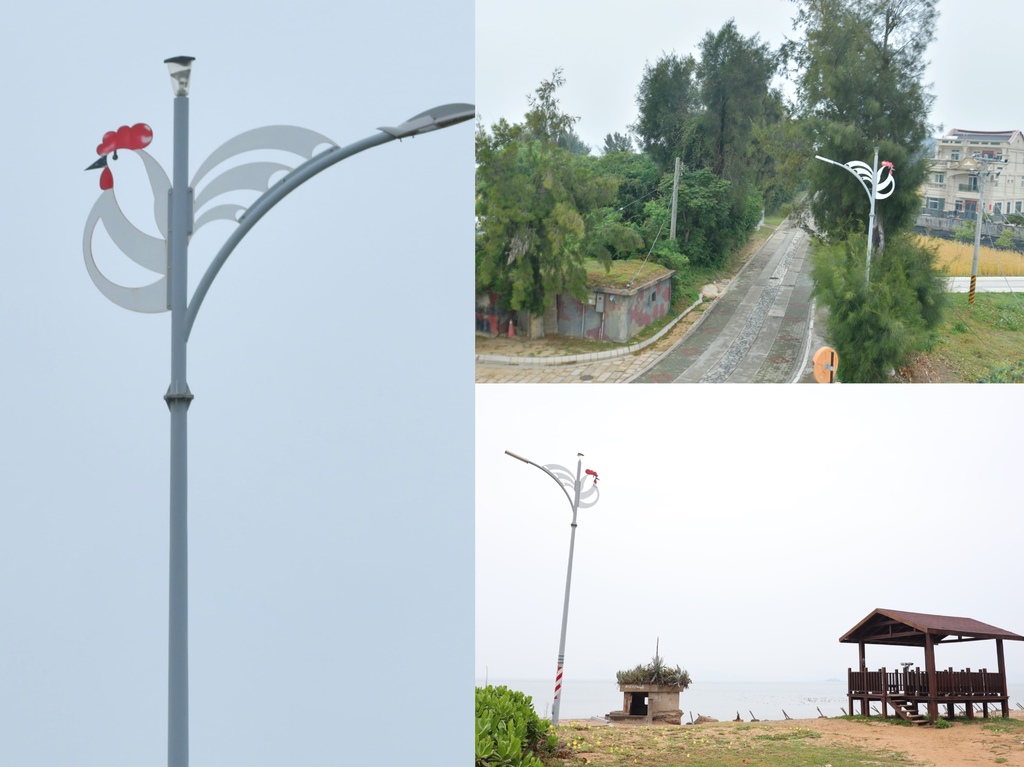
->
xmin=917 ymin=292 xmax=1024 ymax=381
xmin=548 ymin=721 xmax=918 ymax=767
xmin=583 ymin=259 xmax=672 ymax=289
xmin=920 ymin=235 xmax=1024 ymax=277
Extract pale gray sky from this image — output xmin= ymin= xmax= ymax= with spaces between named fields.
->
xmin=477 ymin=0 xmax=1019 ymax=151
xmin=476 ymin=385 xmax=1024 ymax=686
xmin=1 ymin=2 xmax=472 ymax=766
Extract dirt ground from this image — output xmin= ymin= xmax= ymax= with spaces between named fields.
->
xmin=894 ymin=353 xmax=966 ymax=383
xmin=562 ymin=710 xmax=1024 ymax=766
xmin=787 ymin=711 xmax=1024 ymax=766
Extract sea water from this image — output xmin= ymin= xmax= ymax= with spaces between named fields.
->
xmin=478 ymin=678 xmax=1024 ymax=723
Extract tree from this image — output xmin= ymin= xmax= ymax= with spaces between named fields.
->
xmin=792 ymin=0 xmax=938 ymax=249
xmin=632 ymin=53 xmax=700 ymax=172
xmin=522 ymin=67 xmax=591 ymax=156
xmin=589 ymin=149 xmax=660 ymax=227
xmin=954 ymin=219 xmax=975 ymax=244
xmin=602 ymin=131 xmax=635 ymax=154
xmin=475 ymin=73 xmax=619 ymax=314
xmin=694 ymin=20 xmax=777 ymax=187
xmin=811 ymin=232 xmax=944 ymax=381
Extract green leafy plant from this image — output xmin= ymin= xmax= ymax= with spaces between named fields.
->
xmin=475 ymin=685 xmax=556 ymax=767
xmin=616 ymin=651 xmax=691 ymax=689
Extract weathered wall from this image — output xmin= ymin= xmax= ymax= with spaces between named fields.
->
xmin=555 ymin=274 xmax=673 ymax=343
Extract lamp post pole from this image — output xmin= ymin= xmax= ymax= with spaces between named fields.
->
xmin=84 ymin=56 xmax=473 ymax=767
xmin=504 ymin=450 xmax=599 ymax=725
xmin=164 ymin=56 xmax=194 ymax=767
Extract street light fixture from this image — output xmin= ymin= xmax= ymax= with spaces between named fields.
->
xmin=82 ymin=57 xmax=473 ymax=767
xmin=504 ymin=450 xmax=600 ymax=725
xmin=164 ymin=56 xmax=194 ymax=96
xmin=814 ymin=147 xmax=896 ymax=283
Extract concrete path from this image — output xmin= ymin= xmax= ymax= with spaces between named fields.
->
xmin=946 ymin=276 xmax=1024 ymax=293
xmin=475 ymin=218 xmax=828 ymax=384
xmin=631 ymin=218 xmax=819 ymax=383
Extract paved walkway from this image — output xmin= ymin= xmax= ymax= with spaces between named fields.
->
xmin=475 ymin=218 xmax=833 ymax=384
xmin=631 ymin=220 xmax=816 ymax=383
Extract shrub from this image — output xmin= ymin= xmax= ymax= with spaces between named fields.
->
xmin=616 ymin=652 xmax=691 ymax=689
xmin=475 ymin=685 xmax=556 ymax=767
xmin=811 ymin=232 xmax=945 ymax=381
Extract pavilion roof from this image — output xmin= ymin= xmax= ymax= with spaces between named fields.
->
xmin=840 ymin=608 xmax=1024 ymax=646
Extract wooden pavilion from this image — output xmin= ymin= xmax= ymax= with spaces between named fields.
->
xmin=840 ymin=608 xmax=1023 ymax=724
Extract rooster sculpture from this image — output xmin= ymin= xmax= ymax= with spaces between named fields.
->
xmin=83 ymin=121 xmax=337 ymax=313
xmin=844 ymin=157 xmax=896 ymax=200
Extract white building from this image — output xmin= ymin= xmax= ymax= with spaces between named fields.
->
xmin=921 ymin=129 xmax=1024 ymax=220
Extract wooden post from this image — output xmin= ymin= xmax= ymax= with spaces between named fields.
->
xmin=997 ymin=639 xmax=1008 ymax=718
xmin=859 ymin=643 xmax=867 ymax=717
xmin=881 ymin=667 xmax=888 ymax=718
xmin=925 ymin=633 xmax=938 ymax=723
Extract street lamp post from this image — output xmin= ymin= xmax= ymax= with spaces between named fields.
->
xmin=814 ymin=147 xmax=896 ymax=283
xmin=83 ymin=57 xmax=473 ymax=767
xmin=504 ymin=450 xmax=599 ymax=725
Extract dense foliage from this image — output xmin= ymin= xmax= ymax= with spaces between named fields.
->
xmin=812 ymin=233 xmax=945 ymax=381
xmin=616 ymin=653 xmax=692 ymax=689
xmin=476 ymin=4 xmax=947 ymax=375
xmin=790 ymin=0 xmax=938 ymax=246
xmin=475 ymin=685 xmax=556 ymax=767
xmin=476 ymin=73 xmax=642 ymax=315
xmin=477 ymin=20 xmax=799 ymax=315
xmin=789 ymin=0 xmax=945 ymax=376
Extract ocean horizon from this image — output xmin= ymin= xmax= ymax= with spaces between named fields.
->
xmin=478 ymin=678 xmax=1024 ymax=723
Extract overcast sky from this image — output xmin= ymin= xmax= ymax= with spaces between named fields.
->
xmin=1 ymin=2 xmax=472 ymax=766
xmin=477 ymin=0 xmax=1018 ymax=152
xmin=477 ymin=385 xmax=1024 ymax=687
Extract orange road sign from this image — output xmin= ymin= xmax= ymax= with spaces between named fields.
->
xmin=813 ymin=346 xmax=839 ymax=383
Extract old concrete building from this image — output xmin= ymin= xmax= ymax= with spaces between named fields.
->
xmin=921 ymin=129 xmax=1024 ymax=220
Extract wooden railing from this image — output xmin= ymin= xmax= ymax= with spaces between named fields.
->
xmin=848 ymin=667 xmax=1006 ymax=698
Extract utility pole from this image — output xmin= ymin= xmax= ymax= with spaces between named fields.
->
xmin=969 ymin=156 xmax=988 ymax=305
xmin=670 ymin=157 xmax=681 ymax=240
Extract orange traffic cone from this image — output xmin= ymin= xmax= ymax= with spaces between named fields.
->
xmin=508 ymin=320 xmax=515 ymax=338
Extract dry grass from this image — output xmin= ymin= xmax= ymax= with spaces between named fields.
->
xmin=551 ymin=713 xmax=1024 ymax=767
xmin=920 ymin=235 xmax=1024 ymax=277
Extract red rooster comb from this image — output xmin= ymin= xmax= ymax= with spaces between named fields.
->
xmin=96 ymin=123 xmax=153 ymax=156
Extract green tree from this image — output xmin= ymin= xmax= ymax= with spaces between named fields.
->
xmin=812 ymin=232 xmax=944 ymax=381
xmin=601 ymin=131 xmax=635 ymax=154
xmin=589 ymin=149 xmax=660 ymax=227
xmin=476 ymin=73 xmax=618 ymax=314
xmin=954 ymin=219 xmax=975 ymax=243
xmin=995 ymin=227 xmax=1016 ymax=249
xmin=632 ymin=53 xmax=700 ymax=172
xmin=792 ymin=0 xmax=938 ymax=248
xmin=694 ymin=20 xmax=777 ymax=188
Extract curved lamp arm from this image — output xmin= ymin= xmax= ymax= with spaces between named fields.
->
xmin=814 ymin=154 xmax=871 ymax=200
xmin=504 ymin=450 xmax=576 ymax=512
xmin=185 ymin=131 xmax=392 ymax=340
xmin=185 ymin=102 xmax=474 ymax=341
